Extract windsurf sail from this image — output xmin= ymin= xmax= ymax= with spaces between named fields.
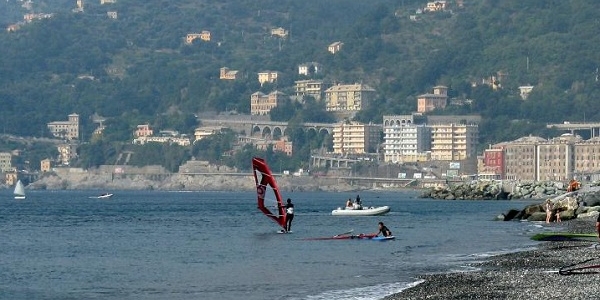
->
xmin=252 ymin=157 xmax=287 ymax=230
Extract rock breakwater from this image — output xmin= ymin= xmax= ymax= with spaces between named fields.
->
xmin=420 ymin=181 xmax=566 ymax=200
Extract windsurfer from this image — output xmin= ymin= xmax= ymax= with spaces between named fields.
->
xmin=376 ymin=222 xmax=392 ymax=237
xmin=285 ymin=198 xmax=294 ymax=232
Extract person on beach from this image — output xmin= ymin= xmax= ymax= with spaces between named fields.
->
xmin=596 ymin=213 xmax=600 ymax=241
xmin=545 ymin=199 xmax=553 ymax=223
xmin=376 ymin=222 xmax=392 ymax=237
xmin=284 ymin=198 xmax=294 ymax=232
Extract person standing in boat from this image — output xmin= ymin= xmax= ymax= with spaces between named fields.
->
xmin=355 ymin=194 xmax=361 ymax=205
xmin=284 ymin=198 xmax=294 ymax=232
xmin=376 ymin=222 xmax=392 ymax=237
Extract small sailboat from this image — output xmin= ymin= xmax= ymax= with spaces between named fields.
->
xmin=14 ymin=180 xmax=26 ymax=200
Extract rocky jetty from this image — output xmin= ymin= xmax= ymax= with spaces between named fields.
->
xmin=420 ymin=181 xmax=566 ymax=200
xmin=22 ymin=170 xmax=362 ymax=192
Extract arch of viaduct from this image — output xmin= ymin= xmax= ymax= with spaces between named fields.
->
xmin=201 ymin=119 xmax=335 ymax=139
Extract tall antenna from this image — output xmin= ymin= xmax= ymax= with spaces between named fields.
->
xmin=526 ymin=56 xmax=529 ymax=72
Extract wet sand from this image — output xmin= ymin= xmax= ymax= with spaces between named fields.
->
xmin=384 ymin=219 xmax=600 ymax=300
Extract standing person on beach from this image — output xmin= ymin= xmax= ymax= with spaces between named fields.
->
xmin=284 ymin=198 xmax=294 ymax=232
xmin=596 ymin=213 xmax=600 ymax=241
xmin=545 ymin=199 xmax=553 ymax=223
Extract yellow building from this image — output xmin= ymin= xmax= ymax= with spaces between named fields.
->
xmin=430 ymin=123 xmax=478 ymax=161
xmin=250 ymin=91 xmax=286 ymax=115
xmin=332 ymin=121 xmax=381 ymax=154
xmin=47 ymin=113 xmax=79 ymax=140
xmin=417 ymin=86 xmax=448 ymax=113
xmin=258 ymin=71 xmax=279 ymax=86
xmin=325 ymin=83 xmax=376 ymax=111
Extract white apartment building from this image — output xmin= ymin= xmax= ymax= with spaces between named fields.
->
xmin=295 ymin=79 xmax=325 ymax=101
xmin=332 ymin=121 xmax=381 ymax=154
xmin=383 ymin=125 xmax=431 ymax=163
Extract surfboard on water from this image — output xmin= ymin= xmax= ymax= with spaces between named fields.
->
xmin=304 ymin=233 xmax=394 ymax=241
xmin=531 ymin=232 xmax=598 ymax=242
xmin=252 ymin=157 xmax=288 ymax=233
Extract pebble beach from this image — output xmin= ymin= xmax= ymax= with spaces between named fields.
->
xmin=385 ymin=219 xmax=600 ymax=300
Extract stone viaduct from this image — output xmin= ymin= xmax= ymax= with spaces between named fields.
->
xmin=200 ymin=117 xmax=335 ymax=139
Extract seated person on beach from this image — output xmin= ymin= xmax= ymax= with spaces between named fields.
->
xmin=376 ymin=222 xmax=392 ymax=237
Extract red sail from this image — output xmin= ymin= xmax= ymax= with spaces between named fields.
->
xmin=252 ymin=157 xmax=287 ymax=230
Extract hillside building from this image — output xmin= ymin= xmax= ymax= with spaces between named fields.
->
xmin=250 ymin=91 xmax=286 ymax=115
xmin=324 ymin=83 xmax=376 ymax=111
xmin=417 ymin=86 xmax=448 ymax=113
xmin=47 ymin=113 xmax=79 ymax=140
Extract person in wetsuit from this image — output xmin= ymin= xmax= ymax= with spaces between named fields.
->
xmin=376 ymin=221 xmax=392 ymax=237
xmin=285 ymin=198 xmax=294 ymax=232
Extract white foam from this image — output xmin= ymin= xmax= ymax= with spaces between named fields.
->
xmin=301 ymin=280 xmax=424 ymax=300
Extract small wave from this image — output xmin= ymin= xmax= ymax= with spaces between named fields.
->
xmin=300 ymin=280 xmax=424 ymax=300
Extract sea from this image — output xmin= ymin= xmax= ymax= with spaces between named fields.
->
xmin=0 ymin=189 xmax=551 ymax=300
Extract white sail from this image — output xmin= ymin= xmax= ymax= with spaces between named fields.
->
xmin=14 ymin=180 xmax=26 ymax=199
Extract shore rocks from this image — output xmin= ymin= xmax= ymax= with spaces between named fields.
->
xmin=420 ymin=181 xmax=567 ymax=201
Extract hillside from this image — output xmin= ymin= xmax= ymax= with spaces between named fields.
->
xmin=1 ymin=0 xmax=599 ymax=148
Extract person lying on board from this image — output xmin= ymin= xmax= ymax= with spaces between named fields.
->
xmin=376 ymin=222 xmax=392 ymax=237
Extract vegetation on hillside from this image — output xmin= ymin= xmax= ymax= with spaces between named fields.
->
xmin=1 ymin=0 xmax=599 ymax=170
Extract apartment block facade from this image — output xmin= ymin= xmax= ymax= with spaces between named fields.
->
xmin=430 ymin=123 xmax=478 ymax=161
xmin=47 ymin=113 xmax=79 ymax=140
xmin=324 ymin=83 xmax=376 ymax=111
xmin=295 ymin=79 xmax=326 ymax=101
xmin=332 ymin=121 xmax=381 ymax=155
xmin=382 ymin=115 xmax=431 ymax=163
xmin=0 ymin=152 xmax=12 ymax=172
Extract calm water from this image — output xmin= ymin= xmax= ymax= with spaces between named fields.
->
xmin=0 ymin=190 xmax=547 ymax=300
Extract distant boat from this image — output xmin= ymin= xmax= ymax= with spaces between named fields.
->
xmin=90 ymin=193 xmax=113 ymax=199
xmin=14 ymin=180 xmax=26 ymax=200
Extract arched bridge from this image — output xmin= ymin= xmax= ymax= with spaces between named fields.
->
xmin=201 ymin=118 xmax=335 ymax=139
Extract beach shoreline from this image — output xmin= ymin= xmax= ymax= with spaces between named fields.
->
xmin=384 ymin=219 xmax=600 ymax=300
